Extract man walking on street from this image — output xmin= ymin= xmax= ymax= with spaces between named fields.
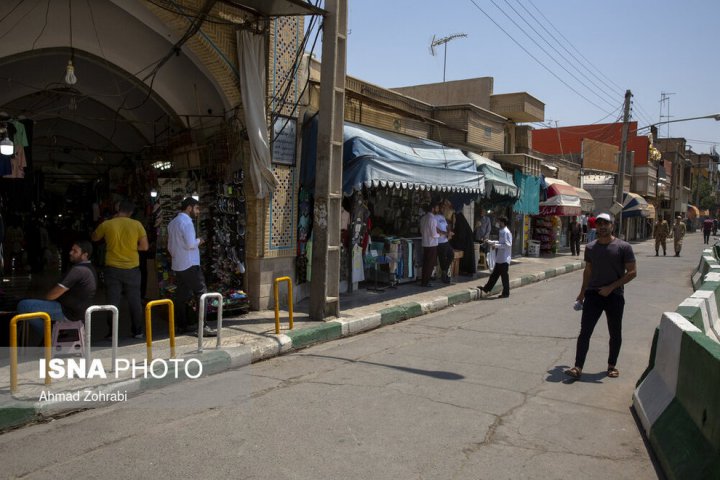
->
xmin=564 ymin=213 xmax=636 ymax=380
xmin=92 ymin=199 xmax=148 ymax=338
xmin=478 ymin=216 xmax=512 ymax=298
xmin=419 ymin=202 xmax=440 ymax=287
xmin=654 ymin=216 xmax=669 ymax=256
xmin=672 ymin=215 xmax=686 ymax=256
xmin=568 ymin=216 xmax=581 ymax=256
xmin=703 ymin=217 xmax=713 ymax=244
xmin=167 ymin=197 xmax=216 ymax=336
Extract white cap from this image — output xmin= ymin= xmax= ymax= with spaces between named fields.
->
xmin=596 ymin=213 xmax=612 ymax=222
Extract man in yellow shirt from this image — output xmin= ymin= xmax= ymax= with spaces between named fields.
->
xmin=92 ymin=199 xmax=149 ymax=338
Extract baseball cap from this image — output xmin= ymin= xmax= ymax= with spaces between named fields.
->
xmin=596 ymin=213 xmax=612 ymax=223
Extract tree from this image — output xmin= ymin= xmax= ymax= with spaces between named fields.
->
xmin=692 ymin=176 xmax=716 ymax=212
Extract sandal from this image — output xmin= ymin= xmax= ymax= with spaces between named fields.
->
xmin=564 ymin=367 xmax=582 ymax=379
xmin=607 ymin=367 xmax=620 ymax=378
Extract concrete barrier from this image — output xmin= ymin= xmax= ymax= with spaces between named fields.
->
xmin=634 ymin=250 xmax=720 ymax=479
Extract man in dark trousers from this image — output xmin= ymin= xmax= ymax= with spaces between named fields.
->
xmin=564 ymin=213 xmax=637 ymax=380
xmin=419 ymin=202 xmax=439 ymax=287
xmin=568 ymin=216 xmax=582 ymax=256
xmin=167 ymin=197 xmax=216 ymax=336
xmin=92 ymin=199 xmax=148 ymax=339
xmin=478 ymin=216 xmax=512 ymax=298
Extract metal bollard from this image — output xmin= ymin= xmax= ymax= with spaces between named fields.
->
xmin=197 ymin=292 xmax=223 ymax=353
xmin=273 ymin=277 xmax=294 ymax=335
xmin=10 ymin=312 xmax=51 ymax=394
xmin=85 ymin=305 xmax=119 ymax=371
xmin=144 ymin=299 xmax=175 ymax=362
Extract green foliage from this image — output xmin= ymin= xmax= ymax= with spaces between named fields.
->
xmin=692 ymin=177 xmax=717 ymax=212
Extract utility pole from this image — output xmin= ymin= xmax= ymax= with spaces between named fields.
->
xmin=616 ymin=89 xmax=632 ymax=239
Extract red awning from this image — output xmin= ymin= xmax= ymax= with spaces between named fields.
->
xmin=539 ymin=178 xmax=581 ymax=216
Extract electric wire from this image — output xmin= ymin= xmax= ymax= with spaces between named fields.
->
xmin=468 ymin=0 xmax=614 ymax=115
xmin=0 ymin=0 xmax=40 ymax=41
xmin=0 ymin=0 xmax=24 ymax=25
xmin=30 ymin=0 xmax=50 ymax=50
xmin=502 ymin=0 xmax=619 ymax=110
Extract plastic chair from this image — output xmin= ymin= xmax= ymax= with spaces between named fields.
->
xmin=51 ymin=320 xmax=86 ymax=356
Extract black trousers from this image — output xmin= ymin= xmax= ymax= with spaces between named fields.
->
xmin=174 ymin=265 xmax=207 ymax=329
xmin=570 ymin=235 xmax=581 ymax=256
xmin=574 ymin=290 xmax=625 ymax=369
xmin=483 ymin=262 xmax=509 ymax=296
xmin=436 ymin=242 xmax=454 ymax=281
xmin=421 ymin=246 xmax=437 ymax=285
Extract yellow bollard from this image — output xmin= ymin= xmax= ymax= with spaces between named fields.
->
xmin=273 ymin=276 xmax=294 ymax=334
xmin=144 ymin=299 xmax=175 ymax=362
xmin=10 ymin=312 xmax=51 ymax=394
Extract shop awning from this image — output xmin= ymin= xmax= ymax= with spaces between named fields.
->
xmin=622 ymin=192 xmax=649 ymax=218
xmin=538 ymin=178 xmax=581 ymax=216
xmin=646 ymin=204 xmax=656 ymax=220
xmin=342 ymin=123 xmax=485 ymax=195
xmin=574 ymin=187 xmax=595 ymax=213
xmin=467 ymin=152 xmax=518 ymax=198
xmin=688 ymin=205 xmax=700 ymax=219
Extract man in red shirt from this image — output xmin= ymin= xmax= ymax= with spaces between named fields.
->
xmin=587 ymin=215 xmax=597 ymax=243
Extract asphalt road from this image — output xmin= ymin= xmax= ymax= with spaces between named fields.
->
xmin=0 ymin=233 xmax=706 ymax=479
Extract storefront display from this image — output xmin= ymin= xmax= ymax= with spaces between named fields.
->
xmin=531 ymin=216 xmax=561 ymax=254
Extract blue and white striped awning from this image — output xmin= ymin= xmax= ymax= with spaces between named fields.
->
xmin=622 ymin=192 xmax=649 ymax=218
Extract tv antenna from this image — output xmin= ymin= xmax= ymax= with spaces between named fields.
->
xmin=429 ymin=33 xmax=468 ymax=82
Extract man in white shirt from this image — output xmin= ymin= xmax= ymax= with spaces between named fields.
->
xmin=419 ymin=202 xmax=440 ymax=287
xmin=478 ymin=216 xmax=512 ymax=298
xmin=168 ymin=197 xmax=216 ymax=336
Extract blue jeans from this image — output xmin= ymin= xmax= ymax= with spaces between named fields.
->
xmin=17 ymin=299 xmax=67 ymax=336
xmin=104 ymin=266 xmax=143 ymax=336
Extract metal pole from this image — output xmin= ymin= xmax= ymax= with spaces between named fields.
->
xmin=616 ymin=90 xmax=632 ymax=238
xmin=443 ymin=42 xmax=447 ymax=82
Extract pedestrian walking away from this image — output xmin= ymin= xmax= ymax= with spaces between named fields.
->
xmin=672 ymin=215 xmax=686 ymax=256
xmin=478 ymin=216 xmax=512 ymax=298
xmin=702 ymin=217 xmax=713 ymax=244
xmin=91 ymin=199 xmax=149 ymax=338
xmin=653 ymin=216 xmax=669 ymax=256
xmin=568 ymin=216 xmax=581 ymax=256
xmin=564 ymin=213 xmax=637 ymax=380
xmin=167 ymin=197 xmax=216 ymax=337
xmin=419 ymin=202 xmax=440 ymax=287
xmin=586 ymin=214 xmax=597 ymax=243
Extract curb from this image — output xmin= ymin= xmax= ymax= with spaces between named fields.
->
xmin=0 ymin=260 xmax=585 ymax=431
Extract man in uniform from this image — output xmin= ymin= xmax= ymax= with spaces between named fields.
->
xmin=672 ymin=215 xmax=686 ymax=257
xmin=653 ymin=216 xmax=669 ymax=256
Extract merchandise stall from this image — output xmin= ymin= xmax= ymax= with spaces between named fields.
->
xmin=534 ymin=178 xmax=581 ymax=254
xmin=622 ymin=192 xmax=650 ymax=241
xmin=300 ymin=120 xmax=485 ymax=290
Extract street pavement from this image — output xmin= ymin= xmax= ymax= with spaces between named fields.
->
xmin=0 ymin=233 xmax=706 ymax=433
xmin=0 ymin=232 xmax=706 ymax=478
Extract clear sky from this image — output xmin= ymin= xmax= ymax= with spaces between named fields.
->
xmin=337 ymin=0 xmax=720 ymax=154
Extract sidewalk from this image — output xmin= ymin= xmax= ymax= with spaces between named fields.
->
xmin=0 ymin=250 xmax=588 ymax=430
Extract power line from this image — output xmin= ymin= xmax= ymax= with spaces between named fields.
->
xmin=467 ymin=0 xmax=614 ymax=115
xmin=503 ymin=0 xmax=620 ymax=109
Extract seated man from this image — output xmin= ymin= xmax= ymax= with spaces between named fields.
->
xmin=18 ymin=240 xmax=97 ymax=337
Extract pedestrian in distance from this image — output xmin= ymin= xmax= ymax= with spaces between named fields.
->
xmin=653 ymin=216 xmax=669 ymax=256
xmin=91 ymin=199 xmax=149 ymax=339
xmin=478 ymin=216 xmax=512 ymax=298
xmin=419 ymin=202 xmax=440 ymax=287
xmin=564 ymin=213 xmax=636 ymax=380
xmin=702 ymin=217 xmax=713 ymax=245
xmin=568 ymin=216 xmax=581 ymax=256
xmin=167 ymin=197 xmax=216 ymax=337
xmin=672 ymin=215 xmax=686 ymax=256
xmin=586 ymin=214 xmax=597 ymax=243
